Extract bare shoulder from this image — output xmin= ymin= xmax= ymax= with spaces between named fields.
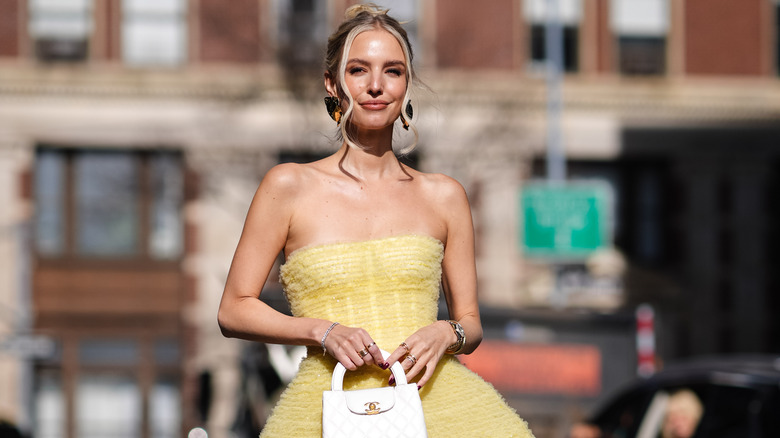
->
xmin=412 ymin=170 xmax=473 ymax=246
xmin=416 ymin=171 xmax=469 ymax=206
xmin=259 ymin=162 xmax=305 ymax=191
xmin=255 ymin=161 xmax=324 ymax=199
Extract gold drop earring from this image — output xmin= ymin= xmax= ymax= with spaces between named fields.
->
xmin=400 ymin=101 xmax=413 ymax=130
xmin=324 ymin=96 xmax=342 ymax=125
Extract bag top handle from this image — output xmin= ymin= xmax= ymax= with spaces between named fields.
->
xmin=331 ymin=349 xmax=408 ymax=391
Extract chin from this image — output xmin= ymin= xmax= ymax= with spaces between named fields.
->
xmin=351 ymin=120 xmax=396 ymax=131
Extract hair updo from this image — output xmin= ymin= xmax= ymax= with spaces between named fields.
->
xmin=325 ymin=3 xmax=419 ymax=154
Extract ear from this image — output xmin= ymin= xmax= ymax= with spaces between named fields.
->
xmin=324 ymin=72 xmax=339 ymax=98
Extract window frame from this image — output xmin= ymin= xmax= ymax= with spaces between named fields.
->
xmin=610 ymin=0 xmax=670 ymax=76
xmin=33 ymin=147 xmax=185 ymax=265
xmin=524 ymin=0 xmax=583 ymax=73
xmin=121 ymin=0 xmax=189 ymax=68
xmin=28 ymin=0 xmax=94 ymax=62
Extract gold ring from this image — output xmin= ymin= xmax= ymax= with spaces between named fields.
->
xmin=405 ymin=353 xmax=417 ymax=365
xmin=400 ymin=342 xmax=410 ymax=353
xmin=358 ymin=349 xmax=369 ymax=358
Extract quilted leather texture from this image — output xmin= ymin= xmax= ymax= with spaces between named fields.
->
xmin=323 ymin=383 xmax=427 ymax=438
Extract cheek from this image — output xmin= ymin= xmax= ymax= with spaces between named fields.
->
xmin=396 ymin=77 xmax=410 ymax=96
xmin=344 ymin=77 xmax=364 ymax=97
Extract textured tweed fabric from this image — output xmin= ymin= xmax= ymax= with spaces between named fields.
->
xmin=259 ymin=235 xmax=534 ymax=437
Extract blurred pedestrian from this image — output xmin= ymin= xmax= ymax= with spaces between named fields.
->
xmin=217 ymin=3 xmax=535 ymax=437
xmin=661 ymin=389 xmax=702 ymax=438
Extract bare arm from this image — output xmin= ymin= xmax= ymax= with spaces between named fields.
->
xmin=440 ymin=179 xmax=483 ymax=355
xmin=217 ymin=164 xmax=326 ymax=344
xmin=386 ymin=176 xmax=482 ymax=387
xmin=217 ymin=164 xmax=386 ymax=370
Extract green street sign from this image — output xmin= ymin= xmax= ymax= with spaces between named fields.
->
xmin=520 ymin=182 xmax=611 ymax=259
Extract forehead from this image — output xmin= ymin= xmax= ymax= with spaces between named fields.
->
xmin=348 ymin=28 xmax=405 ymax=61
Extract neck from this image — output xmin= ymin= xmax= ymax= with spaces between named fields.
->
xmin=336 ymin=143 xmax=401 ymax=182
xmin=336 ymin=124 xmax=402 ymax=180
xmin=349 ymin=124 xmax=394 ymax=153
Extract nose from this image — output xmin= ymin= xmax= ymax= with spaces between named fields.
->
xmin=367 ymin=71 xmax=383 ymax=97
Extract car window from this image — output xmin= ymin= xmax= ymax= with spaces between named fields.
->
xmin=694 ymin=384 xmax=778 ymax=438
xmin=592 ymin=387 xmax=657 ymax=437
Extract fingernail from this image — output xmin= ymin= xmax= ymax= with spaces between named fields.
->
xmin=381 ymin=362 xmax=389 ymax=370
xmin=389 ymin=376 xmax=395 ymax=385
xmin=417 ymin=385 xmax=422 ymax=391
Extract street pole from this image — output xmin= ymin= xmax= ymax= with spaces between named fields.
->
xmin=545 ymin=0 xmax=566 ymax=307
xmin=545 ymin=0 xmax=566 ymax=183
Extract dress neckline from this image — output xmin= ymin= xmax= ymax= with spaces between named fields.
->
xmin=284 ymin=234 xmax=444 ymax=262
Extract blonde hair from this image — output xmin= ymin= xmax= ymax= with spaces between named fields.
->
xmin=325 ymin=4 xmax=419 ymax=154
xmin=661 ymin=389 xmax=703 ymax=438
xmin=667 ymin=389 xmax=703 ymax=421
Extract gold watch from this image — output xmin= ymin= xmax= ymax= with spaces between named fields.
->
xmin=445 ymin=320 xmax=466 ymax=354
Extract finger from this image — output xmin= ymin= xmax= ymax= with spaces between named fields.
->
xmin=336 ymin=351 xmax=359 ymax=371
xmin=335 ymin=343 xmax=365 ymax=370
xmin=415 ymin=359 xmax=437 ymax=388
xmin=404 ymin=350 xmax=434 ymax=385
xmin=364 ymin=341 xmax=385 ymax=368
xmin=352 ymin=335 xmax=379 ymax=366
xmin=405 ymin=359 xmax=425 ymax=385
xmin=402 ymin=352 xmax=420 ymax=376
xmin=355 ymin=344 xmax=373 ymax=366
xmin=386 ymin=342 xmax=411 ymax=367
xmin=347 ymin=345 xmax=367 ymax=368
xmin=342 ymin=332 xmax=370 ymax=367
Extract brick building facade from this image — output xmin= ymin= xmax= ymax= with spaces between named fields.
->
xmin=0 ymin=1 xmax=779 ymax=437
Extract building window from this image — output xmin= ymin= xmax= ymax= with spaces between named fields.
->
xmin=274 ymin=0 xmax=328 ymax=68
xmin=524 ymin=0 xmax=582 ymax=73
xmin=34 ymin=337 xmax=181 ymax=437
xmin=150 ymin=376 xmax=182 ymax=438
xmin=370 ymin=0 xmax=422 ymax=61
xmin=122 ymin=0 xmax=188 ymax=67
xmin=617 ymin=36 xmax=666 ymax=75
xmin=33 ymin=371 xmax=65 ymax=438
xmin=775 ymin=1 xmax=780 ymax=76
xmin=75 ymin=153 xmax=141 ymax=256
xmin=29 ymin=0 xmax=93 ymax=62
xmin=76 ymin=374 xmax=142 ymax=437
xmin=611 ymin=0 xmax=669 ymax=75
xmin=34 ymin=148 xmax=184 ymax=260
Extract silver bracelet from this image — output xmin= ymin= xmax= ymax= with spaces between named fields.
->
xmin=320 ymin=322 xmax=339 ymax=354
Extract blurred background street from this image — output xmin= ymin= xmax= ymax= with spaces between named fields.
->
xmin=1 ymin=0 xmax=780 ymax=437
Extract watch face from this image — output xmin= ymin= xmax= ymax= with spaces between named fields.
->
xmin=447 ymin=321 xmax=465 ymax=353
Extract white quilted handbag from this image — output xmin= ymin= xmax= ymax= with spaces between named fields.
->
xmin=322 ymin=350 xmax=428 ymax=438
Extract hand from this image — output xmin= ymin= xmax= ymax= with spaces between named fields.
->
xmin=322 ymin=323 xmax=386 ymax=371
xmin=386 ymin=321 xmax=455 ymax=388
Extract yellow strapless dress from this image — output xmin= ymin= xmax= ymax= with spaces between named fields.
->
xmin=260 ymin=235 xmax=534 ymax=437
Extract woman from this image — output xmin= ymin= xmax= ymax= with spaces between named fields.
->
xmin=218 ymin=4 xmax=534 ymax=437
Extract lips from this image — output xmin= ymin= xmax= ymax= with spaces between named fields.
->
xmin=360 ymin=100 xmax=390 ymax=110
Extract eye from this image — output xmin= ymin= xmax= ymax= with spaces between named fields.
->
xmin=386 ymin=68 xmax=403 ymax=76
xmin=348 ymin=66 xmax=366 ymax=75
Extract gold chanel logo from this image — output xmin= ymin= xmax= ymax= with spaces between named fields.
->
xmin=364 ymin=402 xmax=381 ymax=415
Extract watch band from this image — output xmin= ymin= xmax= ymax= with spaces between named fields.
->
xmin=445 ymin=320 xmax=466 ymax=354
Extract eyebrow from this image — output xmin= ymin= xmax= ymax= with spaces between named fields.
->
xmin=347 ymin=58 xmax=406 ymax=68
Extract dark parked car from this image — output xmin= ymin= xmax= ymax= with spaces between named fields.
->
xmin=575 ymin=355 xmax=780 ymax=438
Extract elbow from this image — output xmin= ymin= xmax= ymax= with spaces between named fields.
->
xmin=216 ymin=306 xmax=236 ymax=339
xmin=471 ymin=326 xmax=484 ymax=351
xmin=463 ymin=322 xmax=483 ymax=355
